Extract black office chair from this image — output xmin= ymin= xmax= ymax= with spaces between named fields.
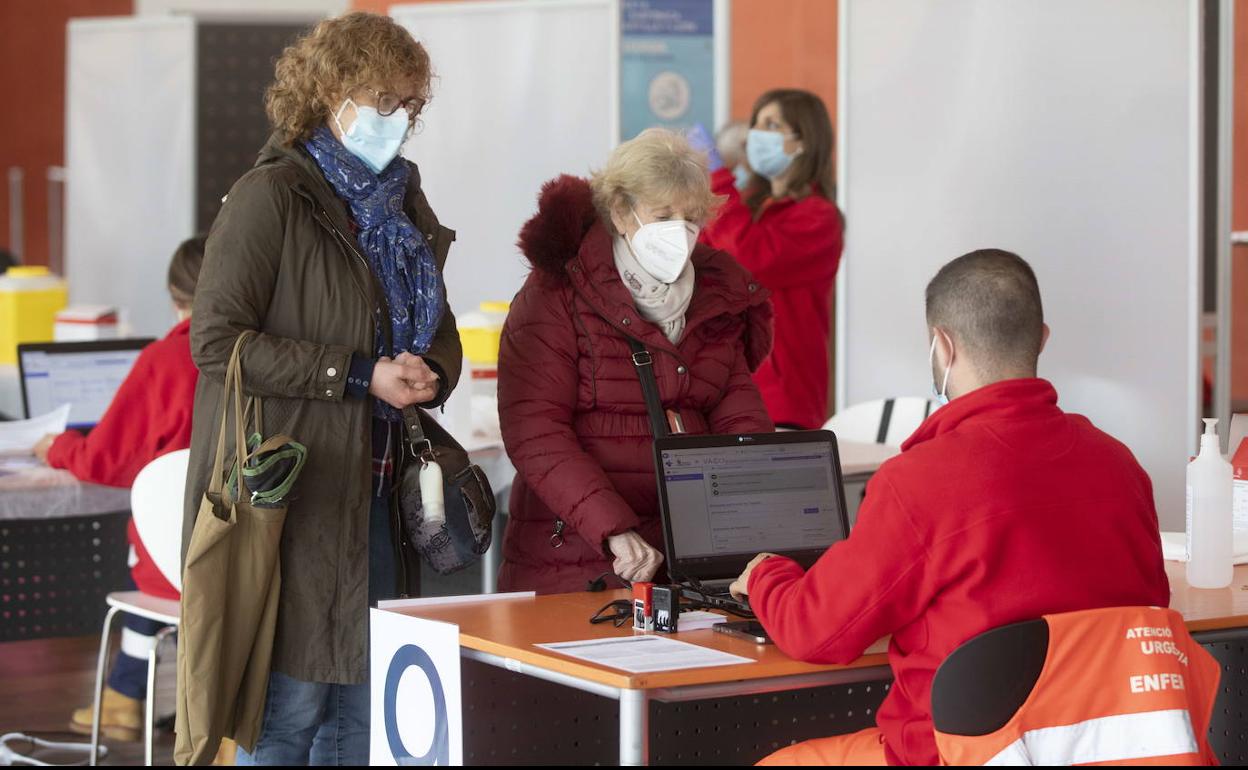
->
xmin=930 ymin=619 xmax=1049 ymax=737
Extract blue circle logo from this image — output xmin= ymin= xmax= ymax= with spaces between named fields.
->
xmin=384 ymin=644 xmax=449 ymax=765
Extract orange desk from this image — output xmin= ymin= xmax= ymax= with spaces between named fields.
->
xmin=389 ymin=562 xmax=1248 ymax=765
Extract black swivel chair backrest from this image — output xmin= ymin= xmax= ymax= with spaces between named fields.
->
xmin=930 ymin=618 xmax=1050 ymax=737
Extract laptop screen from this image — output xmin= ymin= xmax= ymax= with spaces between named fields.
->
xmin=656 ymin=433 xmax=849 ymax=581
xmin=20 ymin=341 xmax=151 ymax=430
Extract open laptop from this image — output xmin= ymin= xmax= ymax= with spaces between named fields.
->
xmin=19 ymin=339 xmax=153 ymax=431
xmin=653 ymin=430 xmax=850 ymax=614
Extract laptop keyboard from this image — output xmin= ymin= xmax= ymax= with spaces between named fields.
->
xmin=680 ymin=584 xmax=752 ymax=614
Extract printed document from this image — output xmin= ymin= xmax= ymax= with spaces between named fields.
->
xmin=537 ymin=635 xmax=754 ymax=673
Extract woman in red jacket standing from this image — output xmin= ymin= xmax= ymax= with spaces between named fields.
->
xmin=33 ymin=236 xmax=203 ymax=742
xmin=701 ymin=89 xmax=844 ymax=430
xmin=498 ymin=129 xmax=774 ymax=594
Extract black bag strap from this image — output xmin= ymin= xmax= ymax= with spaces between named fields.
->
xmin=403 ymin=405 xmax=435 ymax=461
xmin=876 ymin=398 xmax=896 ymax=445
xmin=627 ymin=337 xmax=669 ymax=439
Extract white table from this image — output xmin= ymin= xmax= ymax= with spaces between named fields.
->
xmin=0 ymin=466 xmax=133 ymax=640
xmin=838 ymin=439 xmax=900 ymax=477
xmin=0 ymin=466 xmax=132 ymax=521
xmin=0 ymin=364 xmax=23 ymax=420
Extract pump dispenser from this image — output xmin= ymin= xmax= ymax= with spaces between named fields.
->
xmin=1187 ymin=418 xmax=1233 ymax=589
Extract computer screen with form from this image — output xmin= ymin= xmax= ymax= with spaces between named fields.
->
xmin=661 ymin=441 xmax=843 ymax=560
xmin=20 ymin=346 xmax=145 ymax=430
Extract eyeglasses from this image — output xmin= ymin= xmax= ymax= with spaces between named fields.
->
xmin=362 ymin=87 xmax=425 ymax=119
xmin=589 ymin=599 xmax=634 ymax=628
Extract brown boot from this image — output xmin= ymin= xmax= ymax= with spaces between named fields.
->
xmin=68 ymin=686 xmax=143 ymax=742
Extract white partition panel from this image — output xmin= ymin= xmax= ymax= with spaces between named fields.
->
xmin=66 ymin=17 xmax=196 ymax=337
xmin=391 ymin=0 xmax=619 ymax=318
xmin=838 ymin=0 xmax=1200 ymax=528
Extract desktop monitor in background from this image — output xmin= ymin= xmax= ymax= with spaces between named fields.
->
xmin=18 ymin=340 xmax=153 ymax=431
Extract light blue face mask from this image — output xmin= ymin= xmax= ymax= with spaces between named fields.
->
xmin=746 ymin=129 xmax=799 ymax=180
xmin=334 ymin=98 xmax=410 ymax=174
xmin=732 ymin=163 xmax=753 ymax=190
xmin=929 ymin=334 xmax=952 ymax=406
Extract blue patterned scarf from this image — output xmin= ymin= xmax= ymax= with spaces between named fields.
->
xmin=304 ymin=125 xmax=445 ymax=421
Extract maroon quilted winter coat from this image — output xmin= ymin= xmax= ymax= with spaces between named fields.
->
xmin=497 ymin=175 xmax=775 ymax=594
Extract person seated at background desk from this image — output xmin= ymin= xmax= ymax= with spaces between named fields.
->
xmin=729 ymin=249 xmax=1170 ymax=766
xmin=31 ymin=236 xmax=204 ymax=742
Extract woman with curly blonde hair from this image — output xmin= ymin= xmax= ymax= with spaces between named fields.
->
xmin=182 ymin=12 xmax=462 ymax=765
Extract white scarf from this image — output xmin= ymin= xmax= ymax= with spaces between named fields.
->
xmin=612 ymin=235 xmax=695 ymax=344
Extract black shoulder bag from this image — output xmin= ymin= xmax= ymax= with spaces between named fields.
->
xmin=397 ymin=405 xmax=496 ymax=575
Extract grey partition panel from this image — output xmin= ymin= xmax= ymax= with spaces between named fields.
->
xmin=196 ymin=23 xmax=309 ymax=232
xmin=837 ymin=0 xmax=1200 ymax=529
xmin=1197 ymin=630 xmax=1248 ymax=765
xmin=648 ymin=682 xmax=889 ymax=765
xmin=0 ymin=512 xmax=131 ymax=641
xmin=459 ymin=657 xmax=892 ymax=766
xmin=461 ymin=657 xmax=618 ymax=765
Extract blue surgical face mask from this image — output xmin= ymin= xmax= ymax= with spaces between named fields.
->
xmin=333 ymin=98 xmax=410 ymax=174
xmin=929 ymin=334 xmax=952 ymax=407
xmin=746 ymin=129 xmax=799 ymax=180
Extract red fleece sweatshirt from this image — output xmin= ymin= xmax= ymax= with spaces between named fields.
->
xmin=749 ymin=378 xmax=1170 ymax=765
xmin=46 ymin=319 xmax=197 ymax=599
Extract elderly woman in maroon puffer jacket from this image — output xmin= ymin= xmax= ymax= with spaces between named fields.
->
xmin=498 ymin=129 xmax=775 ymax=594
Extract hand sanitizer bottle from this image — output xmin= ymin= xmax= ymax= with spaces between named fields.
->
xmin=1187 ymin=418 xmax=1233 ymax=589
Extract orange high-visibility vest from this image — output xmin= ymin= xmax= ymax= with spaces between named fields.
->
xmin=934 ymin=606 xmax=1220 ymax=766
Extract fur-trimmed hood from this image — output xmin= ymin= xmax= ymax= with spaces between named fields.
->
xmin=517 ymin=174 xmax=601 ymax=281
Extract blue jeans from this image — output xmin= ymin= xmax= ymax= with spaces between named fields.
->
xmin=235 ymin=671 xmax=371 ymax=766
xmin=237 ymin=494 xmax=397 ymax=766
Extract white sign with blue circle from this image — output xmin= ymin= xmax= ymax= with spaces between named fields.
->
xmin=370 ymin=609 xmax=462 ymax=766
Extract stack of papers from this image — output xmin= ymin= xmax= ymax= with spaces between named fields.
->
xmin=0 ymin=405 xmax=70 ymax=456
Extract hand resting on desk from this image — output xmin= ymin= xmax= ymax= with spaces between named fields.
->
xmin=33 ymin=434 xmax=55 ymax=464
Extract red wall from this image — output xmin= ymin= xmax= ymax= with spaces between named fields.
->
xmin=728 ymin=0 xmax=837 ymax=121
xmin=0 ymin=0 xmax=134 ymax=268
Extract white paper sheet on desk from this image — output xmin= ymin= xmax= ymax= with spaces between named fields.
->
xmin=1160 ymin=530 xmax=1248 ymax=565
xmin=376 ymin=591 xmax=535 ymax=611
xmin=677 ymin=610 xmax=727 ymax=631
xmin=538 ymin=635 xmax=754 ymax=673
xmin=0 ymin=404 xmax=70 ymax=456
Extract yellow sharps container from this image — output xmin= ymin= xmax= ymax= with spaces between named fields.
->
xmin=0 ymin=266 xmax=69 ymax=364
xmin=458 ymin=300 xmax=511 ymax=365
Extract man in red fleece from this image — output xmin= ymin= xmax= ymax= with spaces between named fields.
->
xmin=731 ymin=249 xmax=1170 ymax=766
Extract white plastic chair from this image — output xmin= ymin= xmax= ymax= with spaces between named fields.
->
xmin=0 ymin=732 xmax=108 ymax=766
xmin=824 ymin=397 xmax=939 ymax=447
xmin=89 ymin=449 xmax=188 ymax=766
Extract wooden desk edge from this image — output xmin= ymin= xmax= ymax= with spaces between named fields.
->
xmin=458 ymin=631 xmax=891 ymax=691
xmin=1184 ymin=615 xmax=1248 ymax=634
xmin=454 ymin=614 xmax=1247 ymax=691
